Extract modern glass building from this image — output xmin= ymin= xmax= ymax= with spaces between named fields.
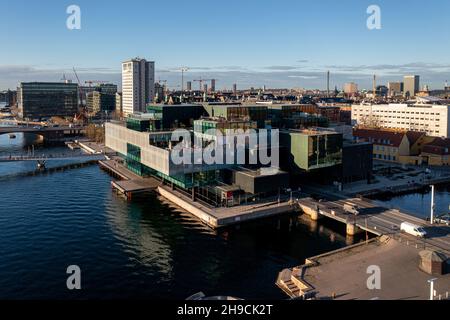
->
xmin=86 ymin=84 xmax=117 ymax=115
xmin=146 ymin=104 xmax=205 ymax=129
xmin=280 ymin=129 xmax=343 ymax=172
xmin=202 ymin=103 xmax=268 ymax=128
xmin=17 ymin=82 xmax=79 ymax=119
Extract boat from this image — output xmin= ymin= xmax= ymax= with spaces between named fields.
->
xmin=9 ymin=134 xmax=16 ymax=139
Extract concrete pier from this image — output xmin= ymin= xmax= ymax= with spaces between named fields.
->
xmin=346 ymin=223 xmax=362 ymax=236
xmin=277 ymin=236 xmax=450 ymax=300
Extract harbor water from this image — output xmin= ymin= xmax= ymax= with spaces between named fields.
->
xmin=0 ymin=132 xmax=430 ymax=300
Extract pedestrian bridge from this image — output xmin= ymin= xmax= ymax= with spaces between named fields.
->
xmin=0 ymin=126 xmax=86 ymax=143
xmin=0 ymin=154 xmax=106 ymax=162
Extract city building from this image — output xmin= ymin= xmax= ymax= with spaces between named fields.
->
xmin=343 ymin=82 xmax=358 ymax=96
xmin=353 ymin=128 xmax=424 ymax=163
xmin=106 ymin=116 xmax=287 ymax=205
xmin=404 ymin=75 xmax=420 ymax=98
xmin=203 ymin=103 xmax=268 ymax=128
xmin=421 ymin=137 xmax=450 ymax=166
xmin=146 ymin=104 xmax=205 ymax=130
xmin=352 ymin=127 xmax=450 ymax=166
xmin=351 ymin=103 xmax=450 ymax=137
xmin=5 ymin=90 xmax=17 ymax=107
xmin=17 ymin=82 xmax=79 ymax=120
xmin=280 ymin=129 xmax=343 ymax=172
xmin=115 ymin=92 xmax=123 ymax=115
xmin=122 ymin=58 xmax=155 ymax=115
xmin=341 ymin=141 xmax=373 ymax=184
xmin=154 ymin=83 xmax=165 ymax=102
xmin=388 ymin=82 xmax=404 ymax=96
xmin=186 ymin=81 xmax=192 ymax=91
xmin=86 ymin=84 xmax=117 ymax=115
xmin=267 ymin=104 xmax=329 ymax=128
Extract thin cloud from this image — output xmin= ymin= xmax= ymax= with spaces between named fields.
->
xmin=263 ymin=66 xmax=300 ymax=71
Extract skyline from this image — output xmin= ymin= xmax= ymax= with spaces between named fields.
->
xmin=1 ymin=0 xmax=450 ymax=90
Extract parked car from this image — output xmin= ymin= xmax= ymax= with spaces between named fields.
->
xmin=400 ymin=222 xmax=427 ymax=238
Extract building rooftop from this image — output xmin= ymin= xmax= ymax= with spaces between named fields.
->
xmin=282 ymin=128 xmax=341 ymax=136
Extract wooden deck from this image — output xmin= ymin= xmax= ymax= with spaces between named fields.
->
xmin=112 ymin=179 xmax=160 ymax=194
xmin=99 ymin=160 xmax=161 ymax=200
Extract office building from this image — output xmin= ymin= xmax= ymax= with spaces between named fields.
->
xmin=17 ymin=82 xmax=78 ymax=119
xmin=351 ymin=103 xmax=450 ymax=137
xmin=211 ymin=79 xmax=216 ymax=92
xmin=115 ymin=93 xmax=123 ymax=115
xmin=388 ymin=82 xmax=404 ymax=96
xmin=154 ymin=83 xmax=165 ymax=102
xmin=122 ymin=58 xmax=155 ymax=115
xmin=404 ymin=75 xmax=420 ymax=97
xmin=186 ymin=81 xmax=192 ymax=91
xmin=86 ymin=84 xmax=117 ymax=114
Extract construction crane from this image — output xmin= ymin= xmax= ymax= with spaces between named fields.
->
xmin=193 ymin=78 xmax=218 ymax=92
xmin=158 ymin=79 xmax=168 ymax=86
xmin=193 ymin=78 xmax=211 ymax=91
xmin=72 ymin=67 xmax=89 ymax=123
xmin=175 ymin=67 xmax=189 ymax=92
xmin=72 ymin=67 xmax=85 ymax=108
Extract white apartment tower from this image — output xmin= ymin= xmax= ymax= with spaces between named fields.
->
xmin=122 ymin=58 xmax=155 ymax=115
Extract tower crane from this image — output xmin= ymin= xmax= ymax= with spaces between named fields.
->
xmin=193 ymin=78 xmax=218 ymax=92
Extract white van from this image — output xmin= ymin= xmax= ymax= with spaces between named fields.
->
xmin=343 ymin=203 xmax=360 ymax=216
xmin=400 ymin=222 xmax=427 ymax=238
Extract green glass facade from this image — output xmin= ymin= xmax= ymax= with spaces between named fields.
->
xmin=281 ymin=131 xmax=343 ymax=172
xmin=18 ymin=82 xmax=79 ymax=119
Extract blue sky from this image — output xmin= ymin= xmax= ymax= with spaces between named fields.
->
xmin=1 ymin=0 xmax=450 ymax=90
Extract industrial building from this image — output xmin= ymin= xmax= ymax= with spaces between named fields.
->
xmin=17 ymin=82 xmax=79 ymax=120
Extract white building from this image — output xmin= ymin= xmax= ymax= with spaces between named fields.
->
xmin=351 ymin=103 xmax=450 ymax=138
xmin=122 ymin=58 xmax=155 ymax=115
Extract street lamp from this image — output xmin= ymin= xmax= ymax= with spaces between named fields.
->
xmin=430 ymin=185 xmax=435 ymax=224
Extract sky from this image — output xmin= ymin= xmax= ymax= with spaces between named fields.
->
xmin=1 ymin=0 xmax=450 ymax=91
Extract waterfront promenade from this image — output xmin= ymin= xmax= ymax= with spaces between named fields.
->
xmin=99 ymin=159 xmax=296 ymax=228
